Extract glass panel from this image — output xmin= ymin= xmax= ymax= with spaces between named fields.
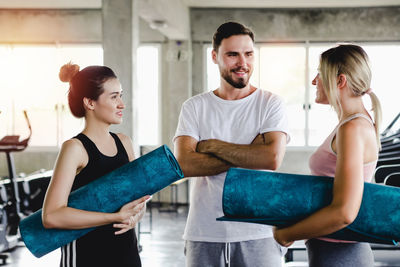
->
xmin=363 ymin=44 xmax=400 ymax=134
xmin=137 ymin=45 xmax=160 ymax=146
xmin=308 ymin=45 xmax=338 ymax=146
xmin=259 ymin=45 xmax=306 ymax=146
xmin=0 ymin=44 xmax=103 ymax=146
xmin=56 ymin=45 xmax=103 ymax=143
xmin=0 ymin=46 xmax=12 ymax=138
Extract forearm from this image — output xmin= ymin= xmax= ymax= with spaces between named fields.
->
xmin=42 ymin=206 xmax=118 ymax=229
xmin=197 ymin=139 xmax=283 ymax=170
xmin=178 ymin=150 xmax=232 ymax=177
xmin=277 ymin=205 xmax=351 ymax=242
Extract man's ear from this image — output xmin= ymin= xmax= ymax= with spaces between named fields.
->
xmin=211 ymin=49 xmax=218 ymax=64
xmin=83 ymin=97 xmax=95 ymax=111
xmin=337 ymin=74 xmax=347 ymax=89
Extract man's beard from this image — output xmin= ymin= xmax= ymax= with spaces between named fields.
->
xmin=220 ymin=68 xmax=250 ymax=89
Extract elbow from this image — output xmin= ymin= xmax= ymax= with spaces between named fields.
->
xmin=264 ymin=152 xmax=283 ymax=171
xmin=268 ymin=159 xmax=279 ymax=171
xmin=335 ymin=206 xmax=358 ymax=227
xmin=42 ymin=212 xmax=57 ymax=229
xmin=342 ymin=211 xmax=357 ymax=226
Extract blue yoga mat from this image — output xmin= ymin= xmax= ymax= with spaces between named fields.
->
xmin=217 ymin=168 xmax=400 ymax=245
xmin=19 ymin=145 xmax=184 ymax=258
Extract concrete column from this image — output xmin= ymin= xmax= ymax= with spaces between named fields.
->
xmin=161 ymin=39 xmax=192 ymax=149
xmin=102 ymin=0 xmax=139 ymax=150
xmin=191 ymin=42 xmax=205 ymax=96
xmin=159 ymin=39 xmax=192 ymax=204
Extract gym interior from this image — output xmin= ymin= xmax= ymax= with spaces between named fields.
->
xmin=1 ymin=0 xmax=400 ymax=266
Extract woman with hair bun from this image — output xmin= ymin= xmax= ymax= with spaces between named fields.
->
xmin=274 ymin=44 xmax=382 ymax=267
xmin=42 ymin=62 xmax=148 ymax=267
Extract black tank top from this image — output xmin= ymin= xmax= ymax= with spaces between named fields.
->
xmin=60 ymin=132 xmax=141 ymax=267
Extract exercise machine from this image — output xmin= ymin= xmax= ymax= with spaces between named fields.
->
xmin=0 ymin=110 xmax=32 ymax=255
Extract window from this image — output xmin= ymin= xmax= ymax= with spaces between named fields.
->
xmin=258 ymin=45 xmax=306 ymax=146
xmin=136 ymin=45 xmax=160 ymax=146
xmin=0 ymin=44 xmax=161 ymax=148
xmin=363 ymin=45 xmax=400 ymax=132
xmin=307 ymin=45 xmax=339 ymax=146
xmin=205 ymin=42 xmax=400 ymax=146
xmin=0 ymin=44 xmax=103 ymax=147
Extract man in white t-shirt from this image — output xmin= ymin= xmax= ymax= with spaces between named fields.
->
xmin=173 ymin=21 xmax=290 ymax=267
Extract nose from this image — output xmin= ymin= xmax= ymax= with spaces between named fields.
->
xmin=118 ymin=97 xmax=125 ymax=109
xmin=312 ymin=74 xmax=318 ymax=85
xmin=237 ymin=54 xmax=246 ymax=67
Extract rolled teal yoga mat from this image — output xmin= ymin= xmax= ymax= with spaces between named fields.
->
xmin=20 ymin=145 xmax=184 ymax=258
xmin=217 ymin=168 xmax=400 ymax=245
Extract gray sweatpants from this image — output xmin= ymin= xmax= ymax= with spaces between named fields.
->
xmin=184 ymin=238 xmax=286 ymax=267
xmin=306 ymin=239 xmax=374 ymax=267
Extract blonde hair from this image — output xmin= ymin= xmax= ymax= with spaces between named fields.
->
xmin=319 ymin=44 xmax=382 ymax=148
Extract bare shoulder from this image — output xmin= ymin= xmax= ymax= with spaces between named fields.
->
xmin=339 ymin=117 xmax=374 ymax=137
xmin=337 ymin=117 xmax=378 ymax=159
xmin=59 ymin=138 xmax=88 ymax=166
xmin=61 ymin=138 xmax=86 ymax=154
xmin=116 ymin=133 xmax=132 ymax=144
xmin=116 ymin=133 xmax=135 ymax=160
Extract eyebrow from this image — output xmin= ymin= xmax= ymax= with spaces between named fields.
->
xmin=109 ymin=90 xmax=123 ymax=95
xmin=225 ymin=50 xmax=254 ymax=54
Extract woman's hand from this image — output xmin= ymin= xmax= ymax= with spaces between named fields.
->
xmin=273 ymin=227 xmax=294 ymax=247
xmin=113 ymin=195 xmax=150 ymax=235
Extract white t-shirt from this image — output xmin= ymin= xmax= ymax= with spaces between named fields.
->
xmin=173 ymin=88 xmax=290 ymax=242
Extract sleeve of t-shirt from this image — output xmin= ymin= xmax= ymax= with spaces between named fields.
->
xmin=260 ymin=94 xmax=291 ymax=143
xmin=173 ymin=99 xmax=200 ymax=143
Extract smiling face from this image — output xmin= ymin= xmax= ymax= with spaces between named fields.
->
xmin=92 ymin=78 xmax=125 ymax=124
xmin=212 ymin=34 xmax=254 ymax=89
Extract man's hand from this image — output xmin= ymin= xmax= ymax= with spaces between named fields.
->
xmin=196 ymin=139 xmax=217 ymax=153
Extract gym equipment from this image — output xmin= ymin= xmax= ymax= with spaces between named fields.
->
xmin=374 ymin=164 xmax=400 ymax=183
xmin=20 ymin=170 xmax=52 ymax=213
xmin=218 ymin=168 xmax=400 ymax=245
xmin=19 ymin=145 xmax=184 ymax=258
xmin=379 ymin=150 xmax=400 ymax=159
xmin=377 ymin=156 xmax=400 ymax=168
xmin=379 ymin=143 xmax=400 ymax=154
xmin=381 ymin=111 xmax=400 ymax=137
xmin=0 ymin=110 xmax=32 ymax=252
xmin=384 ymin=173 xmax=400 ymax=187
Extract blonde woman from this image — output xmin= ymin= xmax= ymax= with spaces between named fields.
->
xmin=42 ymin=63 xmax=149 ymax=267
xmin=274 ymin=44 xmax=382 ymax=267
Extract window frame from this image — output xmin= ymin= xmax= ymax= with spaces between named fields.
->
xmin=203 ymin=41 xmax=400 ymax=148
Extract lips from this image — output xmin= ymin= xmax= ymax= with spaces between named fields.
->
xmin=116 ymin=111 xmax=123 ymax=117
xmin=232 ymin=68 xmax=248 ymax=77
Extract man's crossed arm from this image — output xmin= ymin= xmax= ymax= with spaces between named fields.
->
xmin=174 ymin=132 xmax=287 ymax=177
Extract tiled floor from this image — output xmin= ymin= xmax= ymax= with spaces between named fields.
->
xmin=3 ymin=205 xmax=400 ymax=266
xmin=2 ymin=205 xmax=187 ymax=267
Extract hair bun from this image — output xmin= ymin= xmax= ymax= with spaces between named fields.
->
xmin=59 ymin=62 xmax=80 ymax=83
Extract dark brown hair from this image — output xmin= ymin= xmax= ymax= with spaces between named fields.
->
xmin=212 ymin=22 xmax=254 ymax=52
xmin=59 ymin=63 xmax=117 ymax=118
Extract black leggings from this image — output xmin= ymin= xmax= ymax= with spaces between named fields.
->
xmin=306 ymin=239 xmax=374 ymax=267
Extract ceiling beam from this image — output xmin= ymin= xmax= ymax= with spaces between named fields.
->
xmin=138 ymin=0 xmax=190 ymax=40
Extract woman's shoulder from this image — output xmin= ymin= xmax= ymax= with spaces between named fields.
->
xmin=339 ymin=115 xmax=374 ymax=134
xmin=55 ymin=137 xmax=89 ymax=169
xmin=60 ymin=137 xmax=87 ymax=157
xmin=337 ymin=116 xmax=377 ymax=149
xmin=115 ymin=132 xmax=129 ymax=140
xmin=115 ymin=133 xmax=135 ymax=161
